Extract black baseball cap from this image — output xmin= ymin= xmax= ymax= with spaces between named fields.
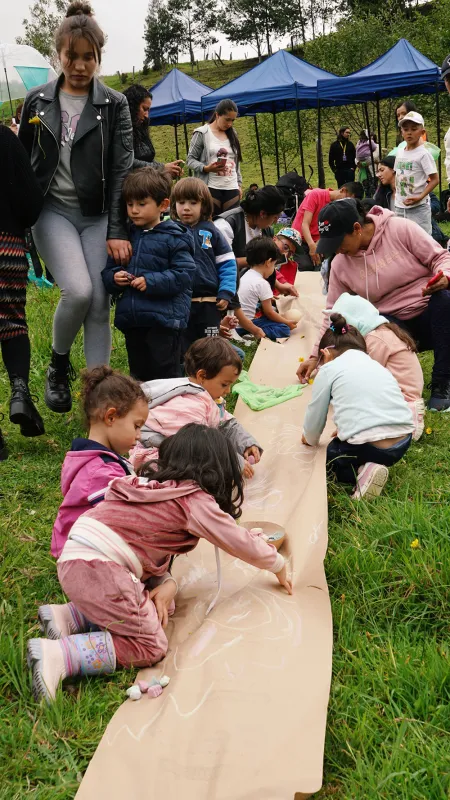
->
xmin=316 ymin=198 xmax=361 ymax=258
xmin=441 ymin=54 xmax=450 ymax=81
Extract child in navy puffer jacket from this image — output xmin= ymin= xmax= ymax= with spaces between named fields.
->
xmin=102 ymin=168 xmax=196 ymax=381
xmin=171 ymin=178 xmax=237 ymax=354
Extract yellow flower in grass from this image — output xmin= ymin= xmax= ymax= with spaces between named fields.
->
xmin=425 ymin=427 xmax=432 ymax=435
xmin=410 ymin=538 xmax=420 ymax=549
xmin=29 ymin=115 xmax=41 ymax=125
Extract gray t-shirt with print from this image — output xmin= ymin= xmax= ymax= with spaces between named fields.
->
xmin=49 ymin=90 xmax=88 ymax=207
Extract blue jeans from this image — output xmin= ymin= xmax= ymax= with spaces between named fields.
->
xmin=237 ymin=316 xmax=290 ymax=341
xmin=327 ymin=435 xmax=412 ymax=487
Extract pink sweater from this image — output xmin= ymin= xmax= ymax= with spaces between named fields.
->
xmin=313 ymin=206 xmax=450 ymax=357
xmin=83 ymin=476 xmax=281 ymax=578
xmin=366 ymin=327 xmax=423 ymax=403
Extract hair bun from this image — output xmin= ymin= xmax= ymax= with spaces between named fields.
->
xmin=80 ymin=365 xmax=113 ymax=393
xmin=329 ymin=313 xmax=349 ymax=335
xmin=66 ymin=1 xmax=94 ymax=17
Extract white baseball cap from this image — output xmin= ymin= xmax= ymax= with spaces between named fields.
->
xmin=399 ymin=111 xmax=425 ymax=128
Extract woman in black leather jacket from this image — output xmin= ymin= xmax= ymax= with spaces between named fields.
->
xmin=123 ymin=84 xmax=183 ymax=177
xmin=19 ymin=1 xmax=134 ymax=413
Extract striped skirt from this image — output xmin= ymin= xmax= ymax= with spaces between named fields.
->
xmin=0 ymin=232 xmax=29 ymax=341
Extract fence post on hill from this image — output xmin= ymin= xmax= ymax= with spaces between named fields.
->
xmin=183 ymin=117 xmax=191 ymax=174
xmin=376 ymin=95 xmax=382 ymax=159
xmin=317 ymin=100 xmax=325 ymax=188
xmin=254 ymin=115 xmax=265 ymax=183
xmin=363 ymin=102 xmax=376 ymax=189
xmin=295 ymin=95 xmax=305 ymax=177
xmin=174 ymin=123 xmax=180 ymax=160
xmin=435 ymin=80 xmax=442 ymax=205
xmin=272 ymin=103 xmax=280 ymax=180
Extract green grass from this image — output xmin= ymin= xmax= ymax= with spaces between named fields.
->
xmin=1 ymin=279 xmax=450 ymax=797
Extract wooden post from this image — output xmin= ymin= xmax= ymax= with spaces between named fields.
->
xmin=254 ymin=115 xmax=265 ymax=184
xmin=317 ymin=101 xmax=325 ymax=188
xmin=272 ymin=103 xmax=280 ymax=180
xmin=295 ymin=96 xmax=305 ymax=176
xmin=376 ymin=95 xmax=382 ymax=157
xmin=436 ymin=80 xmax=443 ymax=204
xmin=174 ymin=123 xmax=180 ymax=160
xmin=363 ymin=102 xmax=376 ymax=189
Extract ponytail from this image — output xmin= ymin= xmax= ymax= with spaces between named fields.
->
xmin=319 ymin=313 xmax=367 ymax=355
xmin=80 ymin=365 xmax=146 ymax=425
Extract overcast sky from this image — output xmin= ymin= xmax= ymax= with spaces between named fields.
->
xmin=3 ymin=0 xmax=288 ymax=76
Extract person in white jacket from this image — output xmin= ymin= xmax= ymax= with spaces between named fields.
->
xmin=302 ymin=312 xmax=414 ymax=500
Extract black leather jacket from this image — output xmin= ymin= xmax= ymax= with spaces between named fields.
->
xmin=19 ymin=76 xmax=133 ymax=240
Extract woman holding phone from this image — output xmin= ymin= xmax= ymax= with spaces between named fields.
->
xmin=187 ymin=99 xmax=242 ymax=217
xmin=123 ymin=84 xmax=184 ymax=177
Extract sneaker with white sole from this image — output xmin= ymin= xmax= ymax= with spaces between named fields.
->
xmin=351 ymin=462 xmax=389 ymax=500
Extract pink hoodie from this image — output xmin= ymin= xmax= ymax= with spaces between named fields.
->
xmin=83 ymin=476 xmax=281 ymax=578
xmin=313 ymin=206 xmax=450 ymax=356
xmin=51 ymin=439 xmax=131 ymax=558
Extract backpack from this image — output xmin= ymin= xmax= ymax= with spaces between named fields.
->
xmin=276 ymin=170 xmax=312 ymax=219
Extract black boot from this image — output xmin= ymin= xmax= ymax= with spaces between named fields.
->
xmin=428 ymin=378 xmax=450 ymax=412
xmin=9 ymin=377 xmax=45 ymax=437
xmin=0 ymin=417 xmax=7 ymax=461
xmin=44 ymin=349 xmax=75 ymax=413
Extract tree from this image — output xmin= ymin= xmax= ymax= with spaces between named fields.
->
xmin=16 ymin=0 xmax=66 ymax=68
xmin=143 ymin=0 xmax=184 ymax=71
xmin=219 ymin=0 xmax=292 ymax=59
xmin=167 ymin=0 xmax=217 ymax=67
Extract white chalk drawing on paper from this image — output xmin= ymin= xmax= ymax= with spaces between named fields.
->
xmin=309 ymin=521 xmax=323 ymax=545
xmin=106 ymin=684 xmax=216 ymax=746
xmin=173 ymin=635 xmax=244 ymax=671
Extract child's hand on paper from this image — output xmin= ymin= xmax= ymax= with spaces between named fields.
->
xmin=148 ymin=579 xmax=177 ymax=628
xmin=244 ymin=445 xmax=261 ymax=464
xmin=275 ymin=564 xmax=293 ymax=595
xmin=242 ymin=460 xmax=254 ymax=479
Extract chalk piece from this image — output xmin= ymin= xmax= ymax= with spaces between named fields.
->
xmin=248 ymin=455 xmax=255 ymax=465
xmin=126 ymin=686 xmax=142 ymax=701
xmin=137 ymin=680 xmax=149 ymax=693
xmin=159 ymin=675 xmax=170 ymax=688
xmin=148 ymin=684 xmax=163 ymax=698
xmin=250 ymin=527 xmax=264 ymax=536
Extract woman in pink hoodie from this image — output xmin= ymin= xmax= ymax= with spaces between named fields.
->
xmin=28 ymin=425 xmax=292 ymax=703
xmin=297 ymin=198 xmax=450 ymax=412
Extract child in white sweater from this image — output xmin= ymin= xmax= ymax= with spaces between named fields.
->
xmin=302 ymin=313 xmax=414 ymax=499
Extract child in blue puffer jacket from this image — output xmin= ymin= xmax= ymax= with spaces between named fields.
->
xmin=102 ymin=168 xmax=196 ymax=381
xmin=171 ymin=178 xmax=237 ymax=355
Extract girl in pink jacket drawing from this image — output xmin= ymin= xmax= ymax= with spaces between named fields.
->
xmin=130 ymin=337 xmax=262 ymax=479
xmin=51 ymin=367 xmax=148 ymax=558
xmin=29 ymin=425 xmax=292 ymax=703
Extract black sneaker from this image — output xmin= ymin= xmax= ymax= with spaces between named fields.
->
xmin=9 ymin=377 xmax=45 ymax=437
xmin=0 ymin=418 xmax=7 ymax=461
xmin=428 ymin=379 xmax=450 ymax=412
xmin=44 ymin=350 xmax=76 ymax=413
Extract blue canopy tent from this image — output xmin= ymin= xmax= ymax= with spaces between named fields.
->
xmin=149 ymin=68 xmax=212 ymax=158
xmin=316 ymin=39 xmax=445 ymax=188
xmin=201 ymin=50 xmax=338 ymax=180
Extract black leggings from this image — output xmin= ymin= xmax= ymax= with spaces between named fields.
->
xmin=209 ymin=188 xmax=240 ymax=219
xmin=1 ymin=334 xmax=30 ymax=382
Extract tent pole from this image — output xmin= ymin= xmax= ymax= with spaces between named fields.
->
xmin=295 ymin=97 xmax=305 ymax=176
xmin=183 ymin=119 xmax=189 ymax=155
xmin=317 ymin=100 xmax=325 ymax=188
xmin=4 ymin=67 xmax=13 ymax=116
xmin=376 ymin=95 xmax=382 ymax=158
xmin=272 ymin=103 xmax=280 ymax=180
xmin=363 ymin=102 xmax=376 ymax=192
xmin=174 ymin=123 xmax=180 ymax=160
xmin=435 ymin=80 xmax=443 ymax=204
xmin=254 ymin=115 xmax=265 ymax=184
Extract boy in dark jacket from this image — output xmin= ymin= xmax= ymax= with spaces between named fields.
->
xmin=170 ymin=178 xmax=237 ymax=353
xmin=102 ymin=168 xmax=196 ymax=381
